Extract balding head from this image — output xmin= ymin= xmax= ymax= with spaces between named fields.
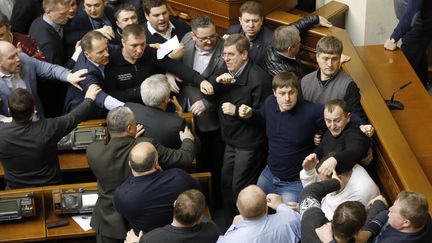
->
xmin=236 ymin=185 xmax=267 ymax=219
xmin=129 ymin=142 xmax=159 ymax=175
xmin=0 ymin=41 xmax=21 ymax=74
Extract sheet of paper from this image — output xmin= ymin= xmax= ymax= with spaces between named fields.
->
xmin=157 ymin=35 xmax=180 ymax=59
xmin=82 ymin=193 xmax=98 ymax=207
xmin=72 ymin=214 xmax=93 ymax=231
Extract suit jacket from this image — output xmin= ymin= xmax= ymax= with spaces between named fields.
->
xmin=63 ymin=7 xmax=117 ymax=58
xmin=126 ymin=102 xmax=186 ymax=149
xmin=63 ymin=53 xmax=108 ymax=118
xmin=29 ymin=15 xmax=65 ymax=65
xmin=143 ymin=17 xmax=191 ymax=44
xmin=0 ymin=53 xmax=70 ymax=118
xmin=10 ymin=0 xmax=44 ymax=34
xmin=179 ymin=32 xmax=225 ymax=132
xmin=86 ymin=135 xmax=196 ymax=239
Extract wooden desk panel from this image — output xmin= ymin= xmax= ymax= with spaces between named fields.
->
xmin=356 ymin=45 xmax=432 ymax=182
xmin=0 ymin=189 xmax=45 ymax=242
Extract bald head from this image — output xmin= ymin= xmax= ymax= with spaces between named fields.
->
xmin=0 ymin=41 xmax=20 ymax=74
xmin=236 ymin=185 xmax=267 ymax=219
xmin=129 ymin=142 xmax=158 ymax=174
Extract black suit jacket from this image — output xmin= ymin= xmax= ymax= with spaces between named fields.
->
xmin=126 ymin=102 xmax=186 ymax=149
xmin=11 ymin=0 xmax=44 ymax=34
xmin=143 ymin=17 xmax=191 ymax=44
xmin=86 ymin=136 xmax=196 ymax=239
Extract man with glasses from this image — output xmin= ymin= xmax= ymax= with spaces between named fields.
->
xmin=179 ymin=15 xmax=226 ymax=204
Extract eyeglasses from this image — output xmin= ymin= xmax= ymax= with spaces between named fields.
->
xmin=194 ymin=33 xmax=218 ymax=42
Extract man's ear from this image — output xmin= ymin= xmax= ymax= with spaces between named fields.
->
xmin=145 ymin=13 xmax=150 ymax=21
xmin=83 ymin=50 xmax=90 ymax=59
xmin=346 ymin=112 xmax=351 ymax=122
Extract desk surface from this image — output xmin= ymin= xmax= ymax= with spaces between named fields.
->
xmin=356 ymin=45 xmax=432 ymax=183
xmin=0 ymin=189 xmax=46 ymax=243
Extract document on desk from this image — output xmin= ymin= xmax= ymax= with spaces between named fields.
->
xmin=157 ymin=35 xmax=180 ymax=59
xmin=72 ymin=214 xmax=93 ymax=231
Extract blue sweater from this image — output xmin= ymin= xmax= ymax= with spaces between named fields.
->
xmin=253 ymin=96 xmax=326 ymax=179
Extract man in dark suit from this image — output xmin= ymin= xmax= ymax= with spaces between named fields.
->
xmin=87 ymin=106 xmax=196 ymax=243
xmin=179 ymin=15 xmax=225 ymax=204
xmin=64 ymin=0 xmax=117 ymax=59
xmin=10 ymin=0 xmax=44 ymax=34
xmin=29 ymin=0 xmax=76 ymax=117
xmin=126 ymin=74 xmax=186 ymax=149
xmin=0 ymin=85 xmax=100 ymax=189
xmin=63 ymin=31 xmax=124 ymax=118
xmin=142 ymin=0 xmax=190 ymax=44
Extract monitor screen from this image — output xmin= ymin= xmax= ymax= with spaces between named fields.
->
xmin=81 ymin=193 xmax=98 ymax=207
xmin=0 ymin=200 xmax=19 ymax=215
xmin=74 ymin=130 xmax=94 ymax=144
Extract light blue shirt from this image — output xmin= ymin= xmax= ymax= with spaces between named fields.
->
xmin=217 ymin=204 xmax=301 ymax=243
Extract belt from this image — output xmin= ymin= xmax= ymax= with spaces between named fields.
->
xmin=279 ymin=175 xmax=300 ymax=182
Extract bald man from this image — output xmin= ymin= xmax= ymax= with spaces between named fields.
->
xmin=217 ymin=185 xmax=301 ymax=243
xmin=0 ymin=40 xmax=87 ymax=118
xmin=113 ymin=142 xmax=200 ymax=234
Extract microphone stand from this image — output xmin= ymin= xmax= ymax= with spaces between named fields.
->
xmin=385 ymin=81 xmax=412 ymax=110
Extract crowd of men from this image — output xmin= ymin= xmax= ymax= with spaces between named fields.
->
xmin=0 ymin=0 xmax=430 ymax=243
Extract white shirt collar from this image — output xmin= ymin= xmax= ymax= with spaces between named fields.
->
xmin=146 ymin=21 xmax=175 ymax=40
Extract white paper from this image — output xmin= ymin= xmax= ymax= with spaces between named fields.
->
xmin=157 ymin=35 xmax=180 ymax=59
xmin=72 ymin=214 xmax=93 ymax=231
xmin=82 ymin=193 xmax=98 ymax=207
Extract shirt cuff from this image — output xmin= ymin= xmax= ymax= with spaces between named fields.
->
xmin=104 ymin=96 xmax=125 ymax=110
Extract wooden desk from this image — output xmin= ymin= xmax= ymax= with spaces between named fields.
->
xmin=356 ymin=45 xmax=432 ymax=182
xmin=0 ymin=188 xmax=45 ymax=242
xmin=43 ymin=183 xmax=97 ymax=240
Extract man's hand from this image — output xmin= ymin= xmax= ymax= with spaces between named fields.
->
xmin=84 ymin=84 xmax=101 ymax=100
xmin=170 ymin=96 xmax=183 ymax=116
xmin=216 ymin=73 xmax=235 ymax=84
xmin=318 ymin=157 xmax=337 ymax=177
xmin=124 ymin=229 xmax=143 ymax=243
xmin=95 ymin=25 xmax=115 ymax=40
xmin=190 ymin=99 xmax=206 ymax=116
xmin=221 ymin=102 xmax=236 ymax=116
xmin=200 ymin=80 xmax=214 ymax=95
xmin=149 ymin=43 xmax=161 ymax=49
xmin=179 ymin=126 xmax=194 ymax=142
xmin=315 ymin=222 xmax=334 ymax=243
xmin=238 ymin=104 xmax=252 ymax=119
xmin=222 ymin=34 xmax=230 ymax=40
xmin=166 ymin=73 xmax=181 ymax=93
xmin=71 ymin=40 xmax=82 ymax=61
xmin=318 ymin=16 xmax=332 ymax=27
xmin=266 ymin=193 xmax=284 ymax=210
xmin=168 ymin=44 xmax=185 ymax=60
xmin=360 ymin=124 xmax=374 ymax=137
xmin=341 ymin=53 xmax=351 ymax=63
xmin=67 ymin=68 xmax=88 ymax=90
xmin=384 ymin=38 xmax=397 ymax=51
xmin=367 ymin=195 xmax=388 ymax=209
xmin=135 ymin=124 xmax=145 ymax=138
xmin=303 ymin=153 xmax=319 ymax=171
xmin=313 ymin=133 xmax=322 ymax=145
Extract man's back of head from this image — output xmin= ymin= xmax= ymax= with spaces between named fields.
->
xmin=106 ymin=106 xmax=136 ymax=137
xmin=173 ymin=189 xmax=206 ymax=226
xmin=129 ymin=141 xmax=158 ymax=175
xmin=332 ymin=201 xmax=366 ymax=241
xmin=8 ymin=88 xmax=35 ymax=122
xmin=272 ymin=25 xmax=300 ymax=54
xmin=236 ymin=185 xmax=267 ymax=220
xmin=140 ymin=74 xmax=170 ymax=108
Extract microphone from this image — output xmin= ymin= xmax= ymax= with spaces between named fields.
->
xmin=385 ymin=81 xmax=412 ymax=110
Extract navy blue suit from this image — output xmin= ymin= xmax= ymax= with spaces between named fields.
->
xmin=63 ymin=53 xmax=108 ymax=118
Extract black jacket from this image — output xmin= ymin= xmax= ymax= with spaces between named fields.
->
xmin=143 ymin=17 xmax=191 ymax=44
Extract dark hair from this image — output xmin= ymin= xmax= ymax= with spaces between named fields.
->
xmin=324 ymin=99 xmax=351 ymax=114
xmin=142 ymin=0 xmax=166 ymax=14
xmin=0 ymin=12 xmax=11 ymax=29
xmin=80 ymin=31 xmax=106 ymax=52
xmin=240 ymin=1 xmax=263 ymax=17
xmin=114 ymin=3 xmax=137 ymax=20
xmin=272 ymin=71 xmax=298 ymax=90
xmin=122 ymin=23 xmax=145 ymax=40
xmin=174 ymin=189 xmax=206 ymax=225
xmin=316 ymin=35 xmax=343 ymax=55
xmin=332 ymin=201 xmax=366 ymax=240
xmin=128 ymin=142 xmax=157 ymax=172
xmin=224 ymin=33 xmax=249 ymax=54
xmin=191 ymin=15 xmax=214 ymax=32
xmin=8 ymin=88 xmax=34 ymax=122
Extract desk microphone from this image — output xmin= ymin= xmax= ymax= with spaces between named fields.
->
xmin=385 ymin=81 xmax=412 ymax=110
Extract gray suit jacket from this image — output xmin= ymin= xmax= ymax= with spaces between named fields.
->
xmin=179 ymin=32 xmax=225 ymax=132
xmin=0 ymin=53 xmax=70 ymax=118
